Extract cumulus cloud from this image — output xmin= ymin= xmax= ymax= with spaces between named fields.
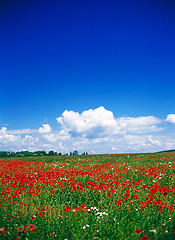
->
xmin=41 ymin=133 xmax=60 ymax=142
xmin=0 ymin=127 xmax=21 ymax=143
xmin=56 ymin=106 xmax=163 ymax=137
xmin=41 ymin=130 xmax=71 ymax=142
xmin=165 ymin=114 xmax=175 ymax=124
xmin=1 ymin=107 xmax=175 ymax=154
xmin=39 ymin=124 xmax=52 ymax=134
xmin=57 ymin=106 xmax=121 ymax=138
xmin=117 ymin=116 xmax=163 ymax=133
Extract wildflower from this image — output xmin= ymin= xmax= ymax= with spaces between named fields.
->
xmin=116 ymin=199 xmax=122 ymax=206
xmin=82 ymin=224 xmax=90 ymax=229
xmin=139 ymin=234 xmax=149 ymax=240
xmin=63 ymin=206 xmax=71 ymax=212
xmin=107 ymin=193 xmax=111 ymax=198
xmin=158 ymin=208 xmax=163 ymax=213
xmin=29 ymin=224 xmax=36 ymax=232
xmin=149 ymin=229 xmax=157 ymax=233
xmin=95 ymin=211 xmax=108 ymax=217
xmin=80 ymin=204 xmax=86 ymax=209
xmin=135 ymin=229 xmax=142 ymax=233
xmin=51 ymin=232 xmax=56 ymax=236
xmin=90 ymin=207 xmax=98 ymax=211
xmin=0 ymin=227 xmax=7 ymax=235
xmin=41 ymin=208 xmax=46 ymax=212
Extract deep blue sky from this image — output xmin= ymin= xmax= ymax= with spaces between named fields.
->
xmin=0 ymin=0 xmax=175 ymax=130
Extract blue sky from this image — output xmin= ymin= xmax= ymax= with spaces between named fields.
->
xmin=0 ymin=0 xmax=175 ymax=153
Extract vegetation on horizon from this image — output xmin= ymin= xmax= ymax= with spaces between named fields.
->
xmin=0 ymin=150 xmax=89 ymax=158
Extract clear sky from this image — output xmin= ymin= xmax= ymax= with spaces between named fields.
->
xmin=0 ymin=0 xmax=175 ymax=154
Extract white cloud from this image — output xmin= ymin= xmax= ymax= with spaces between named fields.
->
xmin=41 ymin=130 xmax=71 ymax=142
xmin=117 ymin=116 xmax=163 ymax=133
xmin=165 ymin=114 xmax=175 ymax=124
xmin=57 ymin=107 xmax=163 ymax=137
xmin=1 ymin=107 xmax=175 ymax=154
xmin=22 ymin=135 xmax=34 ymax=145
xmin=112 ymin=147 xmax=117 ymax=151
xmin=0 ymin=127 xmax=7 ymax=135
xmin=58 ymin=143 xmax=68 ymax=151
xmin=0 ymin=127 xmax=21 ymax=143
xmin=57 ymin=106 xmax=122 ymax=138
xmin=7 ymin=129 xmax=38 ymax=134
xmin=39 ymin=124 xmax=52 ymax=134
xmin=41 ymin=133 xmax=59 ymax=142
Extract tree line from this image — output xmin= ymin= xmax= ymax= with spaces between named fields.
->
xmin=0 ymin=150 xmax=88 ymax=158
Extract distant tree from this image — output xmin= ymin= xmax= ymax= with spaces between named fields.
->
xmin=33 ymin=151 xmax=46 ymax=156
xmin=70 ymin=152 xmax=72 ymax=155
xmin=0 ymin=152 xmax=8 ymax=157
xmin=58 ymin=152 xmax=62 ymax=156
xmin=48 ymin=150 xmax=56 ymax=156
xmin=73 ymin=151 xmax=78 ymax=155
xmin=82 ymin=152 xmax=88 ymax=155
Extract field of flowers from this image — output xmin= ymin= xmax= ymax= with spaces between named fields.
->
xmin=0 ymin=152 xmax=175 ymax=240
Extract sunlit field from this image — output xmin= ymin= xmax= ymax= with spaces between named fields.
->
xmin=0 ymin=152 xmax=175 ymax=240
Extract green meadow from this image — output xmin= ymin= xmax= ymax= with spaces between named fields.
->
xmin=0 ymin=152 xmax=175 ymax=240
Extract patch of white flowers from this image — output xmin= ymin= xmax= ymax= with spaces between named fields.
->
xmin=82 ymin=224 xmax=89 ymax=229
xmin=95 ymin=212 xmax=108 ymax=217
xmin=90 ymin=207 xmax=99 ymax=211
xmin=149 ymin=229 xmax=157 ymax=233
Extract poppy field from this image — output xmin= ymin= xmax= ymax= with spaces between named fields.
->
xmin=0 ymin=152 xmax=175 ymax=240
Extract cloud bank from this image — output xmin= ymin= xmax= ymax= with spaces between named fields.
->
xmin=1 ymin=107 xmax=175 ymax=154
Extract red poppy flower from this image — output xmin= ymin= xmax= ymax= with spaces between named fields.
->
xmin=139 ymin=234 xmax=149 ymax=240
xmin=135 ymin=229 xmax=142 ymax=233
xmin=158 ymin=208 xmax=163 ymax=212
xmin=29 ymin=224 xmax=36 ymax=232
xmin=51 ymin=232 xmax=56 ymax=236
xmin=0 ymin=227 xmax=7 ymax=235
xmin=107 ymin=193 xmax=111 ymax=198
xmin=63 ymin=206 xmax=71 ymax=212
xmin=80 ymin=204 xmax=86 ymax=209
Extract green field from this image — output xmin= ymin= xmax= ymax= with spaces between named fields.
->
xmin=0 ymin=152 xmax=175 ymax=239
